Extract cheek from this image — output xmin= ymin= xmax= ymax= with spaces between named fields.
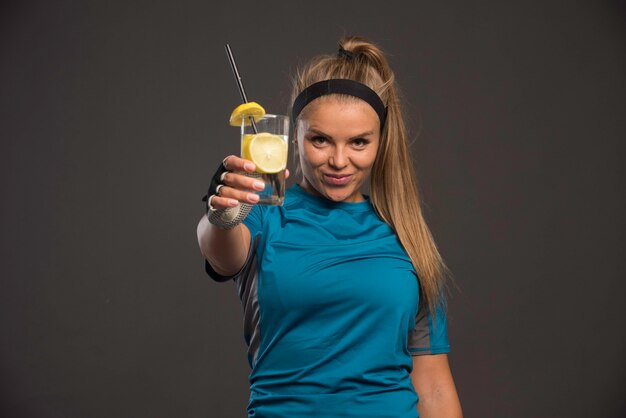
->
xmin=299 ymin=143 xmax=328 ymax=168
xmin=353 ymin=149 xmax=378 ymax=170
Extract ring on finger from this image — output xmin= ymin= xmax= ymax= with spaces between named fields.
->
xmin=220 ymin=171 xmax=229 ymax=182
xmin=207 ymin=195 xmax=217 ymax=212
xmin=215 ymin=184 xmax=224 ymax=195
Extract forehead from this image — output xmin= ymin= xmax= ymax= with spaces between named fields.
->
xmin=297 ymin=96 xmax=380 ymax=133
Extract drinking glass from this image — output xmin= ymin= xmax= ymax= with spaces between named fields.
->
xmin=240 ymin=114 xmax=289 ymax=205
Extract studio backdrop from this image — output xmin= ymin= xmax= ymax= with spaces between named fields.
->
xmin=1 ymin=1 xmax=625 ymax=417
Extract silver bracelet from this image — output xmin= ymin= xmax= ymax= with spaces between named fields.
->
xmin=208 ymin=202 xmax=253 ymax=230
xmin=207 ymin=171 xmax=261 ymax=229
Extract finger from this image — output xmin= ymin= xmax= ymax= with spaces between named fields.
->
xmin=223 ymin=155 xmax=256 ymax=173
xmin=209 ymin=195 xmax=241 ymax=210
xmin=285 ymin=169 xmax=290 ymax=179
xmin=217 ymin=185 xmax=260 ymax=204
xmin=221 ymin=172 xmax=265 ymax=192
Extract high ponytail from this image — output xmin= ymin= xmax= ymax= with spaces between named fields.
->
xmin=290 ymin=36 xmax=450 ymax=313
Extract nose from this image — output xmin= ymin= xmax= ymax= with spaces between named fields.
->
xmin=328 ymin=145 xmax=348 ymax=169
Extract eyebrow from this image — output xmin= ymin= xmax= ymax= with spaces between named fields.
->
xmin=306 ymin=127 xmax=376 ymax=140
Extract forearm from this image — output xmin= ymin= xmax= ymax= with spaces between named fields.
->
xmin=411 ymin=354 xmax=462 ymax=418
xmin=197 ymin=214 xmax=249 ymax=276
xmin=416 ymin=385 xmax=463 ymax=418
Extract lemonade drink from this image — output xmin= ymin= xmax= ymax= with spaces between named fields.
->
xmin=240 ymin=114 xmax=289 ymax=205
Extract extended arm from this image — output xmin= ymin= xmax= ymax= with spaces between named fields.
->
xmin=197 ymin=215 xmax=250 ymax=276
xmin=197 ymin=156 xmax=261 ymax=276
xmin=411 ymin=354 xmax=462 ymax=418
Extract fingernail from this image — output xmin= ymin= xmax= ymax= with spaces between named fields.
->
xmin=248 ymin=193 xmax=260 ymax=203
xmin=253 ymin=181 xmax=265 ymax=190
xmin=228 ymin=199 xmax=239 ymax=207
xmin=244 ymin=162 xmax=255 ymax=171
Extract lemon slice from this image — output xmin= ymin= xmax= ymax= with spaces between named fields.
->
xmin=244 ymin=133 xmax=288 ymax=173
xmin=229 ymin=102 xmax=266 ymax=126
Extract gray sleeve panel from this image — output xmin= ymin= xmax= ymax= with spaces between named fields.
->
xmin=203 ymin=235 xmax=262 ymax=367
xmin=408 ymin=298 xmax=432 ymax=354
xmin=407 ymin=296 xmax=451 ymax=356
xmin=233 ymin=236 xmax=261 ymax=368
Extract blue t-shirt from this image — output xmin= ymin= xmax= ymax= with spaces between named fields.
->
xmin=205 ymin=184 xmax=450 ymax=418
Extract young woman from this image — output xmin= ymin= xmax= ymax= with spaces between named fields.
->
xmin=197 ymin=36 xmax=462 ymax=418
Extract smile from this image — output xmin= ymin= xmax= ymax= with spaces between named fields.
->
xmin=323 ymin=174 xmax=353 ymax=186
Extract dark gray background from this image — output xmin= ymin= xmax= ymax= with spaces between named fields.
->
xmin=1 ymin=1 xmax=625 ymax=417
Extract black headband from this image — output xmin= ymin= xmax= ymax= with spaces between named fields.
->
xmin=291 ymin=79 xmax=388 ymax=129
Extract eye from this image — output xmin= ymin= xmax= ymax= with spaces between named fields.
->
xmin=352 ymin=138 xmax=370 ymax=148
xmin=309 ymin=136 xmax=328 ymax=146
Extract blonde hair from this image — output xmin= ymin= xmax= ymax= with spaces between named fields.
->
xmin=290 ymin=36 xmax=450 ymax=313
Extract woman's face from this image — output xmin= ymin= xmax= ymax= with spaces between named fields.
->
xmin=295 ymin=97 xmax=381 ymax=203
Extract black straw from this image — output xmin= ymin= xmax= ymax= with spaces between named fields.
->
xmin=224 ymin=44 xmax=257 ymax=133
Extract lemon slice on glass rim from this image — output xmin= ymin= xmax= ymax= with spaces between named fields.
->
xmin=229 ymin=102 xmax=266 ymax=126
xmin=245 ymin=133 xmax=288 ymax=174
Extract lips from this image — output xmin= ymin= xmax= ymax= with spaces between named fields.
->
xmin=323 ymin=173 xmax=353 ymax=186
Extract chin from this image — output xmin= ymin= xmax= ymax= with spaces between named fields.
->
xmin=325 ymin=192 xmax=348 ymax=202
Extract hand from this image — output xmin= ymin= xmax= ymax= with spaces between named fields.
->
xmin=208 ymin=156 xmax=290 ymax=210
